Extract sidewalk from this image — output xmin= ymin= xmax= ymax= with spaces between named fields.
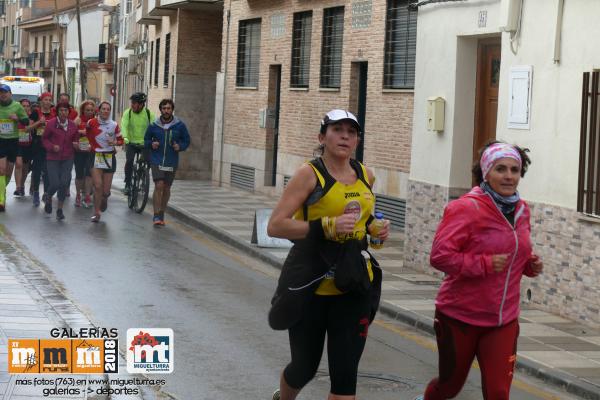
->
xmin=0 ymin=218 xmax=148 ymax=399
xmin=112 ymin=170 xmax=600 ymax=400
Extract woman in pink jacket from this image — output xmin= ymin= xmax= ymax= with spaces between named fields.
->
xmin=42 ymin=102 xmax=79 ymax=220
xmin=417 ymin=141 xmax=544 ymax=400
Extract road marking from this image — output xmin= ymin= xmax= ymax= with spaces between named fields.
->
xmin=374 ymin=320 xmax=565 ymax=400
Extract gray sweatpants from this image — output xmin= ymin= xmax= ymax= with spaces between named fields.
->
xmin=46 ymin=159 xmax=74 ymax=202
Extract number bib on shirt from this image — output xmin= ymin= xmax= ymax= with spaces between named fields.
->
xmin=94 ymin=152 xmax=113 ymax=169
xmin=79 ymin=137 xmax=90 ymax=152
xmin=158 ymin=165 xmax=174 ymax=172
xmin=18 ymin=129 xmax=30 ymax=144
xmin=0 ymin=119 xmax=15 ymax=137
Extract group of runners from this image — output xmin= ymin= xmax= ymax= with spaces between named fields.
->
xmin=267 ymin=109 xmax=543 ymax=400
xmin=0 ymin=85 xmax=190 ymax=225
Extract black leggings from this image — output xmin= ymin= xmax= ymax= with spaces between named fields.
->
xmin=283 ymin=291 xmax=371 ymax=396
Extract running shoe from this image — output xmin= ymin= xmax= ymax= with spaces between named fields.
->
xmin=83 ymin=195 xmax=92 ymax=208
xmin=42 ymin=193 xmax=48 ymax=203
xmin=153 ymin=215 xmax=162 ymax=226
xmin=75 ymin=193 xmax=82 ymax=207
xmin=91 ymin=214 xmax=101 ymax=223
xmin=13 ymin=188 xmax=24 ymax=197
xmin=32 ymin=192 xmax=40 ymax=207
xmin=44 ymin=200 xmax=52 ymax=214
xmin=271 ymin=389 xmax=280 ymax=400
xmin=56 ymin=209 xmax=65 ymax=220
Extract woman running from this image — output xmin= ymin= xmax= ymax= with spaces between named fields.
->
xmin=73 ymin=100 xmax=95 ymax=208
xmin=14 ymin=99 xmax=41 ymax=197
xmin=41 ymin=102 xmax=78 ymax=220
xmin=87 ymin=101 xmax=122 ymax=222
xmin=267 ymin=109 xmax=389 ymax=400
xmin=31 ymin=92 xmax=55 ymax=207
xmin=416 ymin=141 xmax=543 ymax=400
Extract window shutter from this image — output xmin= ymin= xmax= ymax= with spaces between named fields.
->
xmin=508 ymin=65 xmax=532 ymax=129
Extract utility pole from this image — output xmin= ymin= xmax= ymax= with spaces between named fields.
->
xmin=53 ymin=0 xmax=67 ymax=98
xmin=76 ymin=0 xmax=86 ymax=101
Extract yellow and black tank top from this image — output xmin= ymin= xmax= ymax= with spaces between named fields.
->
xmin=293 ymin=157 xmax=375 ymax=296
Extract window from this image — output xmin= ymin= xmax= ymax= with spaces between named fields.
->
xmin=163 ymin=33 xmax=170 ymax=87
xmin=34 ymin=36 xmax=38 ymax=52
xmin=320 ymin=7 xmax=344 ymax=89
xmin=236 ymin=19 xmax=261 ymax=88
xmin=383 ymin=0 xmax=417 ymax=89
xmin=578 ymin=71 xmax=600 ymax=215
xmin=126 ymin=0 xmax=132 ymax=14
xmin=154 ymin=38 xmax=160 ymax=87
xmin=149 ymin=41 xmax=153 ymax=87
xmin=290 ymin=11 xmax=312 ymax=88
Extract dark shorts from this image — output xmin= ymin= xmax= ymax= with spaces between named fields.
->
xmin=74 ymin=152 xmax=93 ymax=179
xmin=0 ymin=138 xmax=19 ymax=163
xmin=93 ymin=152 xmax=117 ymax=174
xmin=151 ymin=165 xmax=176 ymax=186
xmin=17 ymin=145 xmax=33 ymax=163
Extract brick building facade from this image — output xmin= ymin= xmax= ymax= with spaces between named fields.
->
xmin=215 ymin=0 xmax=415 ymax=223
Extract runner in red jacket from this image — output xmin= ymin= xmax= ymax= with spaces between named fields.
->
xmin=418 ymin=141 xmax=544 ymax=400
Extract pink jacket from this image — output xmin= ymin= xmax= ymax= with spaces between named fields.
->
xmin=430 ymin=186 xmax=537 ymax=327
xmin=42 ymin=118 xmax=78 ymax=161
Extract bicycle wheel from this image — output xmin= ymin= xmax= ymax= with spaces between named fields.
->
xmin=133 ymin=165 xmax=150 ymax=213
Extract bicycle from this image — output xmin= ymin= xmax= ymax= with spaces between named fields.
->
xmin=127 ymin=145 xmax=150 ymax=213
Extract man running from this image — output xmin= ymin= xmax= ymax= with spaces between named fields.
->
xmin=144 ymin=99 xmax=190 ymax=226
xmin=121 ymin=92 xmax=154 ymax=195
xmin=0 ymin=84 xmax=29 ymax=211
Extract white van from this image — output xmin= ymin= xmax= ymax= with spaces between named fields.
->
xmin=0 ymin=76 xmax=45 ymax=103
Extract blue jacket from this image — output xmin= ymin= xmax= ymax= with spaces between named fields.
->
xmin=144 ymin=116 xmax=190 ymax=169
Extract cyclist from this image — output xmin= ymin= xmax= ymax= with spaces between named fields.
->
xmin=87 ymin=101 xmax=122 ymax=222
xmin=0 ymin=84 xmax=29 ymax=211
xmin=144 ymin=99 xmax=190 ymax=226
xmin=73 ymin=100 xmax=95 ymax=208
xmin=121 ymin=92 xmax=154 ymax=195
xmin=13 ymin=99 xmax=41 ymax=197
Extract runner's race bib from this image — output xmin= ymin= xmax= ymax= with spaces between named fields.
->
xmin=18 ymin=129 xmax=31 ymax=144
xmin=158 ymin=165 xmax=174 ymax=172
xmin=0 ymin=119 xmax=14 ymax=137
xmin=79 ymin=137 xmax=90 ymax=152
xmin=94 ymin=152 xmax=113 ymax=169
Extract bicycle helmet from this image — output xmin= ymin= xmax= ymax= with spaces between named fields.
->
xmin=130 ymin=92 xmax=147 ymax=103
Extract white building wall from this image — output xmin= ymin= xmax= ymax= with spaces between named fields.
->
xmin=66 ymin=10 xmax=104 ymax=57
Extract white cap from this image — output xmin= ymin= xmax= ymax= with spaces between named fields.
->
xmin=321 ymin=109 xmax=362 ymax=133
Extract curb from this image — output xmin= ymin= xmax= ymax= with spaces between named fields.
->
xmin=164 ymin=202 xmax=600 ymax=400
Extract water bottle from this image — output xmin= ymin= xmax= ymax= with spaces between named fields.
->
xmin=369 ymin=212 xmax=385 ymax=249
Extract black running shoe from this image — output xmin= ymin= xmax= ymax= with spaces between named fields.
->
xmin=56 ymin=209 xmax=65 ymax=220
xmin=44 ymin=200 xmax=52 ymax=214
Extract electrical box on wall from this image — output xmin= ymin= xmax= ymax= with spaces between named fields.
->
xmin=427 ymin=97 xmax=445 ymax=132
xmin=500 ymin=0 xmax=522 ymax=32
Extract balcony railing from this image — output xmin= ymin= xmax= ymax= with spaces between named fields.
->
xmin=31 ymin=51 xmax=59 ymax=70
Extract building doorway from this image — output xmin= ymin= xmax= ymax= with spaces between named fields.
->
xmin=349 ymin=62 xmax=368 ymax=162
xmin=265 ymin=65 xmax=281 ymax=187
xmin=473 ymin=38 xmax=501 ymax=172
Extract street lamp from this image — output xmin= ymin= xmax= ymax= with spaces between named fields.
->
xmin=51 ymin=40 xmax=60 ymax=102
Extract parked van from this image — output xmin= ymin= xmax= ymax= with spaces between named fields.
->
xmin=0 ymin=76 xmax=44 ymax=102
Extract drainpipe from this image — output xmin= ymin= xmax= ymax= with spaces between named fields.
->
xmin=218 ymin=2 xmax=232 ymax=187
xmin=553 ymin=0 xmax=565 ymax=64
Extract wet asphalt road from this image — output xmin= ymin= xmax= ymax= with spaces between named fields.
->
xmin=0 ymin=185 xmax=582 ymax=400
